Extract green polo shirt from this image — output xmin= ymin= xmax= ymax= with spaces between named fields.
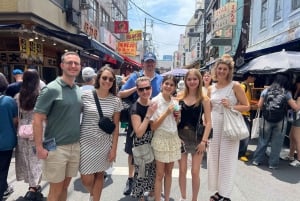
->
xmin=34 ymin=77 xmax=82 ymax=145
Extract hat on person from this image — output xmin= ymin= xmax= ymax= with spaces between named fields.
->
xmin=143 ymin=52 xmax=157 ymax=62
xmin=82 ymin=67 xmax=96 ymax=82
xmin=12 ymin=69 xmax=23 ymax=75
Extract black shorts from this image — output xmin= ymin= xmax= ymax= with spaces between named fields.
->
xmin=124 ymin=129 xmax=133 ymax=155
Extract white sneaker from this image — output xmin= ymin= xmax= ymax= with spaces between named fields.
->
xmin=88 ymin=196 xmax=93 ymax=201
xmin=179 ymin=197 xmax=187 ymax=201
xmin=290 ymin=159 xmax=300 ymax=167
xmin=280 ymin=155 xmax=294 ymax=161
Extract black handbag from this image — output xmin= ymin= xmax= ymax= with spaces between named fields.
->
xmin=92 ymin=90 xmax=116 ymax=134
xmin=196 ymin=104 xmax=213 ymax=142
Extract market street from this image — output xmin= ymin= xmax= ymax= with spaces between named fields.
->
xmin=5 ymin=134 xmax=300 ymax=201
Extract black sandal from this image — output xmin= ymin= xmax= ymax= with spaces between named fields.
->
xmin=210 ymin=192 xmax=223 ymax=201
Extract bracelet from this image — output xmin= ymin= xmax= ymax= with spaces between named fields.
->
xmin=145 ymin=116 xmax=151 ymax=120
xmin=201 ymin=140 xmax=208 ymax=144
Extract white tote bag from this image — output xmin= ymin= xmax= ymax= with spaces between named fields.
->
xmin=223 ymin=108 xmax=249 ymax=141
xmin=251 ymin=109 xmax=262 ymax=139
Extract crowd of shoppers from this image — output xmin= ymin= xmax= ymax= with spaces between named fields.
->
xmin=3 ymin=51 xmax=300 ymax=201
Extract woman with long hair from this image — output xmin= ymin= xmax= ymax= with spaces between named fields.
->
xmin=177 ymin=69 xmax=212 ymax=201
xmin=15 ymin=69 xmax=43 ymax=200
xmin=207 ymin=54 xmax=249 ymax=201
xmin=80 ymin=65 xmax=122 ymax=201
xmin=202 ymin=70 xmax=212 ymax=96
xmin=150 ymin=75 xmax=181 ymax=201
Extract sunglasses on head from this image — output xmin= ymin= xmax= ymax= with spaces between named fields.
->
xmin=101 ymin=76 xmax=115 ymax=82
xmin=137 ymin=86 xmax=151 ymax=92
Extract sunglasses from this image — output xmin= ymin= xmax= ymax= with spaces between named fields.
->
xmin=101 ymin=76 xmax=115 ymax=82
xmin=137 ymin=86 xmax=151 ymax=92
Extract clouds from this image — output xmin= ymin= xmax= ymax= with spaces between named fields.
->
xmin=128 ymin=0 xmax=195 ymax=59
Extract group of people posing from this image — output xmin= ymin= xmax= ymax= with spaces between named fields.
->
xmin=1 ymin=50 xmax=299 ymax=201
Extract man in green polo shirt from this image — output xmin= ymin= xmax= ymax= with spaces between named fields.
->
xmin=33 ymin=51 xmax=82 ymax=201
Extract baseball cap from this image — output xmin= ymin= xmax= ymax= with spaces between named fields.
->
xmin=143 ymin=52 xmax=157 ymax=62
xmin=12 ymin=69 xmax=23 ymax=75
xmin=82 ymin=67 xmax=96 ymax=78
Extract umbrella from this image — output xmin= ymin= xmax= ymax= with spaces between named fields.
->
xmin=237 ymin=50 xmax=300 ymax=74
xmin=161 ymin=68 xmax=188 ymax=76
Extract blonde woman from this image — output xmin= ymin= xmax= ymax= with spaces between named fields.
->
xmin=207 ymin=54 xmax=249 ymax=201
xmin=177 ymin=69 xmax=212 ymax=201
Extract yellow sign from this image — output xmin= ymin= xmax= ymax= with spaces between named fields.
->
xmin=126 ymin=30 xmax=143 ymax=41
xmin=117 ymin=41 xmax=137 ymax=56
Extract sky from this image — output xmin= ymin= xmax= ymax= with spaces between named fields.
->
xmin=127 ymin=0 xmax=195 ymax=59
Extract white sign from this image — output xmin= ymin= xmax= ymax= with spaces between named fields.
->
xmin=213 ymin=2 xmax=237 ymax=32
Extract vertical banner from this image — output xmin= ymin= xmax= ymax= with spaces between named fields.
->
xmin=114 ymin=21 xmax=129 ymax=33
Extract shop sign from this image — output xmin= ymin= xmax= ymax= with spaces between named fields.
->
xmin=44 ymin=56 xmax=57 ymax=67
xmin=213 ymin=2 xmax=237 ymax=32
xmin=114 ymin=21 xmax=129 ymax=33
xmin=83 ymin=21 xmax=99 ymax=40
xmin=126 ymin=30 xmax=143 ymax=41
xmin=117 ymin=41 xmax=137 ymax=56
xmin=100 ymin=26 xmax=117 ymax=49
xmin=0 ymin=51 xmax=25 ymax=64
xmin=19 ymin=37 xmax=43 ymax=62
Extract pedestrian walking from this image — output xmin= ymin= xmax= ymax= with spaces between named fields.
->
xmin=15 ymin=70 xmax=43 ymax=201
xmin=252 ymin=74 xmax=300 ymax=169
xmin=0 ymin=73 xmax=18 ymax=200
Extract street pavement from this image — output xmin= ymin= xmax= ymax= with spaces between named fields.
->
xmin=4 ymin=133 xmax=300 ymax=201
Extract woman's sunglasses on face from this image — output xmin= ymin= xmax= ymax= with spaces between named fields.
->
xmin=137 ymin=86 xmax=151 ymax=92
xmin=101 ymin=76 xmax=115 ymax=82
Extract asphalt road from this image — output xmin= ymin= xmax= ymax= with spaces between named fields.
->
xmin=4 ymin=133 xmax=300 ymax=201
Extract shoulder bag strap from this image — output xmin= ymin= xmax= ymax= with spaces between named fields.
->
xmin=197 ymin=103 xmax=203 ymax=125
xmin=92 ymin=90 xmax=103 ymax=118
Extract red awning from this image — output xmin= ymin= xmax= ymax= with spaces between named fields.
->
xmin=121 ymin=55 xmax=142 ymax=68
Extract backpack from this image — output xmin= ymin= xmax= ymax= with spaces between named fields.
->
xmin=262 ymin=87 xmax=287 ymax=122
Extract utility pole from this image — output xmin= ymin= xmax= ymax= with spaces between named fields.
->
xmin=143 ymin=18 xmax=147 ymax=54
xmin=202 ymin=0 xmax=208 ymax=66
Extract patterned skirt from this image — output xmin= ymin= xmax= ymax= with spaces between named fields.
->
xmin=151 ymin=129 xmax=181 ymax=163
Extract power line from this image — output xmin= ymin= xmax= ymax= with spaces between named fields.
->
xmin=128 ymin=0 xmax=196 ymax=27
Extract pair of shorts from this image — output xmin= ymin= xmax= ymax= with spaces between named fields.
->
xmin=292 ymin=118 xmax=300 ymax=127
xmin=42 ymin=142 xmax=80 ymax=183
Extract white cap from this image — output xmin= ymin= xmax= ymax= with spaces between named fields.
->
xmin=82 ymin=67 xmax=96 ymax=81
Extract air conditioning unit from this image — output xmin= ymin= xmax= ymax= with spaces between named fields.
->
xmin=80 ymin=0 xmax=92 ymax=10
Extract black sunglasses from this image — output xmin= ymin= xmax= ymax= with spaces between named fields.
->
xmin=101 ymin=76 xmax=115 ymax=82
xmin=137 ymin=86 xmax=151 ymax=92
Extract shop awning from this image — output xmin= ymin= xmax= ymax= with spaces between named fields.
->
xmin=122 ymin=55 xmax=142 ymax=67
xmin=244 ymin=38 xmax=300 ymax=62
xmin=0 ymin=23 xmax=22 ymax=29
xmin=35 ymin=25 xmax=124 ymax=63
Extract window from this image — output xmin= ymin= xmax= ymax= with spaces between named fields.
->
xmin=101 ymin=8 xmax=110 ymax=29
xmin=87 ymin=0 xmax=98 ymax=25
xmin=260 ymin=0 xmax=268 ymax=29
xmin=274 ymin=0 xmax=282 ymax=21
xmin=292 ymin=0 xmax=300 ymax=11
